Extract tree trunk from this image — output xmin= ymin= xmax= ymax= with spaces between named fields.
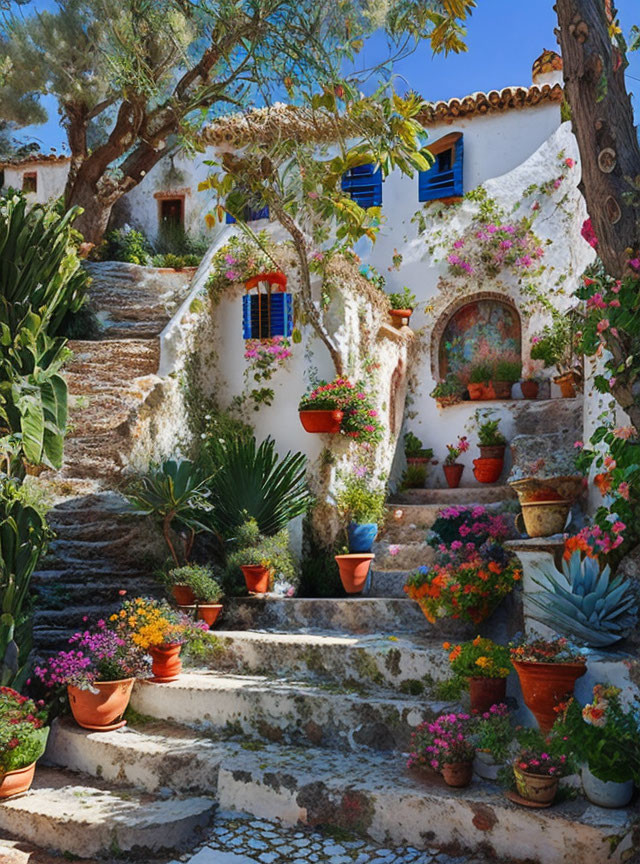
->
xmin=66 ymin=184 xmax=114 ymax=246
xmin=556 ymin=0 xmax=640 ymax=278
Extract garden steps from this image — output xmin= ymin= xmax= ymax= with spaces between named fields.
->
xmin=43 ymin=721 xmax=635 ymax=864
xmin=0 ymin=838 xmax=97 ymax=864
xmin=390 ymin=485 xmax=516 ymax=505
xmin=0 ymin=766 xmax=215 ymax=859
xmin=370 ymin=541 xmax=433 ymax=572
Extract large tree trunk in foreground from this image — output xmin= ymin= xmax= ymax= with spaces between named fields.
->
xmin=556 ymin=0 xmax=640 ymax=278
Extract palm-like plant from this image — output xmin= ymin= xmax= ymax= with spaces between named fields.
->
xmin=528 ymin=550 xmax=638 ymax=647
xmin=206 ymin=436 xmax=312 ymax=537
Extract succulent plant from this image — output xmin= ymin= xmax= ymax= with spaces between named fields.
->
xmin=528 ymin=551 xmax=638 ymax=647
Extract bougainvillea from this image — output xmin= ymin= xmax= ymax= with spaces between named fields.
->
xmin=446 ymin=218 xmax=546 ymax=281
xmin=243 ymin=336 xmax=293 ymax=409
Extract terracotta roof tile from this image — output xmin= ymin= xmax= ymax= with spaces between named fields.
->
xmin=0 ymin=153 xmax=71 ymax=169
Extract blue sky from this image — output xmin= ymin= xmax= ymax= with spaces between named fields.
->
xmin=11 ymin=0 xmax=640 ymax=152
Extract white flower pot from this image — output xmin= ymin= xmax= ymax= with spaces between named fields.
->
xmin=582 ymin=765 xmax=634 ymax=808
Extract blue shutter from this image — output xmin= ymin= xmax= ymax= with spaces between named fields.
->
xmin=226 ymin=205 xmax=269 ymax=224
xmin=341 ymin=163 xmax=382 ymax=208
xmin=419 ymin=135 xmax=464 ymax=202
xmin=242 ymin=292 xmax=293 ymax=339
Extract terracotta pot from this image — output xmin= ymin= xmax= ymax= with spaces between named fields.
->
xmin=473 ymin=457 xmax=503 ymax=484
xmin=172 ymin=584 xmax=195 ymax=605
xmin=67 ymin=678 xmax=134 ymax=730
xmin=467 ymin=382 xmax=485 ymax=400
xmin=407 ymin=456 xmax=430 ymax=465
xmin=513 ymin=765 xmax=559 ymax=805
xmin=149 ymin=643 xmax=183 ymax=682
xmin=469 ymin=677 xmax=507 ymax=714
xmin=0 ymin=762 xmax=37 ymax=799
xmin=389 ymin=309 xmax=412 ymax=329
xmin=515 ymin=499 xmax=571 ymax=538
xmin=521 ymin=380 xmax=539 ymax=399
xmin=513 ymin=660 xmax=586 ymax=732
xmin=491 ymin=380 xmax=512 ymax=399
xmin=442 ymin=761 xmax=473 ymax=788
xmin=443 ymin=463 xmax=464 ymax=488
xmin=482 ymin=382 xmax=497 ymax=400
xmin=241 ymin=564 xmax=271 ymax=594
xmin=335 ymin=553 xmax=374 ymax=594
xmin=554 ymin=371 xmax=576 ymax=398
xmin=299 ymin=409 xmax=343 ymax=434
xmin=195 ymin=604 xmax=223 ymax=627
xmin=478 ymin=444 xmax=506 ymax=461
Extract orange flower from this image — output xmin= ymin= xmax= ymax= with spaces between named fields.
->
xmin=488 ymin=561 xmax=501 ymax=574
xmin=594 ymin=472 xmax=612 ymax=495
xmin=478 ymin=570 xmax=489 ymax=582
xmin=563 ymin=535 xmax=597 ymax=561
xmin=442 ymin=642 xmax=451 ymax=650
xmin=512 ymin=569 xmax=522 ymax=581
xmin=449 ymin=645 xmax=462 ymax=662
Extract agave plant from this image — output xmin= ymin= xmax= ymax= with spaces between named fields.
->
xmin=528 ymin=550 xmax=638 ymax=647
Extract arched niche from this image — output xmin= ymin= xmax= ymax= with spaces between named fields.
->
xmin=432 ymin=293 xmax=521 ymax=382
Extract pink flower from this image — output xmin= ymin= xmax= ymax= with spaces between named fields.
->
xmin=612 ymin=521 xmax=626 ymax=534
xmin=609 ymin=299 xmax=621 ymax=307
xmin=609 ymin=377 xmax=616 ymax=388
xmin=453 ymin=239 xmax=464 ymax=249
xmin=565 ymin=157 xmax=575 ymax=168
xmin=603 ymin=455 xmax=616 ymax=470
xmin=613 ymin=425 xmax=636 ymax=440
xmin=618 ymin=481 xmax=630 ymax=500
xmin=225 ymin=269 xmax=239 ymax=280
xmin=389 ymin=544 xmax=400 ymax=557
xmin=596 ymin=318 xmax=610 ymax=333
xmin=553 ymin=177 xmax=562 ymax=189
xmin=574 ymin=440 xmax=583 ymax=449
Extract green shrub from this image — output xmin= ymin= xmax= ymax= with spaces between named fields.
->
xmin=404 ymin=432 xmax=433 ymax=459
xmin=165 ymin=564 xmax=224 ymax=603
xmin=399 ymin=463 xmax=427 ymax=489
xmin=530 ymin=313 xmax=581 ymax=373
xmin=468 ymin=363 xmax=493 ymax=384
xmin=494 ymin=360 xmax=522 ymax=383
xmin=478 ymin=418 xmax=507 ymax=447
xmin=388 ymin=286 xmax=417 ymax=310
xmin=430 ymin=375 xmax=463 ymax=400
xmin=336 ymin=475 xmax=387 ymax=524
xmin=226 ymin=518 xmax=297 ymax=590
xmin=97 ymin=228 xmax=153 ymax=265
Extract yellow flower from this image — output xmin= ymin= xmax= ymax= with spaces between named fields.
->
xmin=475 ymin=656 xmax=490 ymax=669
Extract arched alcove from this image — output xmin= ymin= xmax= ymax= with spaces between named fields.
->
xmin=433 ymin=293 xmax=521 ymax=383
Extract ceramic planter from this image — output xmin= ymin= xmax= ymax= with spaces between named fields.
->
xmin=67 ymin=678 xmax=135 ymax=730
xmin=149 ymin=644 xmax=183 ymax=682
xmin=582 ymin=765 xmax=634 ymax=808
xmin=513 ymin=660 xmax=586 ymax=732
xmin=347 ymin=522 xmax=378 ymax=553
xmin=491 ymin=380 xmax=512 ymax=399
xmin=478 ymin=444 xmax=506 ymax=461
xmin=442 ymin=761 xmax=473 ymax=788
xmin=172 ymin=584 xmax=196 ymax=605
xmin=473 ymin=751 xmax=502 ymax=781
xmin=335 ymin=553 xmax=374 ymax=594
xmin=521 ymin=380 xmax=539 ymax=399
xmin=196 ymin=604 xmax=223 ymax=627
xmin=554 ymin=371 xmax=576 ymax=398
xmin=513 ymin=765 xmax=558 ymax=805
xmin=389 ymin=309 xmax=412 ymax=329
xmin=509 ymin=476 xmax=583 ymax=506
xmin=0 ymin=762 xmax=37 ymax=799
xmin=473 ymin=457 xmax=503 ymax=484
xmin=469 ymin=676 xmax=507 ymax=713
xmin=515 ymin=499 xmax=571 ymax=537
xmin=299 ymin=409 xmax=343 ymax=434
xmin=443 ymin=463 xmax=464 ymax=488
xmin=240 ymin=564 xmax=271 ymax=594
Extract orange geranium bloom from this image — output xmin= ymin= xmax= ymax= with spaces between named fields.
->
xmin=594 ymin=472 xmax=612 ymax=495
xmin=449 ymin=645 xmax=462 ymax=662
xmin=563 ymin=535 xmax=597 ymax=561
xmin=487 ymin=561 xmax=501 ymax=574
xmin=512 ymin=569 xmax=522 ymax=581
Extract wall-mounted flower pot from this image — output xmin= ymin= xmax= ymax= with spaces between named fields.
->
xmin=240 ymin=564 xmax=271 ymax=594
xmin=467 ymin=383 xmax=485 ymax=400
xmin=0 ymin=762 xmax=37 ymax=799
xmin=347 ymin=522 xmax=378 ymax=553
xmin=335 ymin=553 xmax=374 ymax=594
xmin=389 ymin=309 xmax=412 ymax=329
xmin=172 ymin=584 xmax=196 ymax=605
xmin=521 ymin=380 xmax=539 ymax=399
xmin=443 ymin=463 xmax=464 ymax=488
xmin=553 ymin=371 xmax=576 ymax=398
xmin=442 ymin=761 xmax=473 ymax=788
xmin=299 ymin=409 xmax=343 ymax=434
xmin=513 ymin=765 xmax=558 ymax=806
xmin=478 ymin=444 xmax=506 ymax=461
xmin=512 ymin=659 xmax=586 ymax=732
xmin=469 ymin=676 xmax=507 ymax=714
xmin=581 ymin=765 xmax=634 ymax=808
xmin=491 ymin=380 xmax=512 ymax=399
xmin=515 ymin=499 xmax=571 ymax=537
xmin=67 ymin=678 xmax=135 ymax=730
xmin=149 ymin=643 xmax=183 ymax=683
xmin=473 ymin=457 xmax=503 ymax=484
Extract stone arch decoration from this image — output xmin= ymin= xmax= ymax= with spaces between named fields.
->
xmin=432 ymin=292 xmax=521 ymax=382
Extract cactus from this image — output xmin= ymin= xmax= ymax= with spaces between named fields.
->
xmin=528 ymin=551 xmax=638 ymax=647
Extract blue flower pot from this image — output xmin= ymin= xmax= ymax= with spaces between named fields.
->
xmin=347 ymin=522 xmax=378 ymax=553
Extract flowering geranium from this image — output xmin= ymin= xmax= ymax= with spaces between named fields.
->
xmin=408 ymin=712 xmax=475 ymax=772
xmin=444 ymin=436 xmax=469 ymax=466
xmin=509 ymin=636 xmax=585 ymax=665
xmin=443 ymin=636 xmax=512 ymax=682
xmin=515 ymin=749 xmax=568 ymax=777
xmin=298 ymin=378 xmax=383 ymax=445
xmin=427 ymin=504 xmax=509 ymax=549
xmin=0 ymin=688 xmax=49 ymax=774
xmin=472 ymin=704 xmax=514 ymax=763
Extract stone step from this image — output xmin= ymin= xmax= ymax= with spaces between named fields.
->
xmin=371 ymin=540 xmax=434 ymax=572
xmin=391 ymin=485 xmax=516 ymax=506
xmin=43 ymin=518 xmax=130 ymax=542
xmin=42 ymin=530 xmax=156 ymax=563
xmin=0 ymin=838 xmax=94 ymax=864
xmin=32 ymin=565 xmax=148 ymax=583
xmin=380 ymin=504 xmax=441 ymax=542
xmin=33 ymin=603 xmax=127 ymax=629
xmin=34 ymin=578 xmax=159 ymax=611
xmin=367 ymin=568 xmax=414 ymax=598
xmin=67 ymin=338 xmax=160 ymax=379
xmin=0 ymin=766 xmax=214 ymax=859
xmin=130 ymin=670 xmax=450 ymax=752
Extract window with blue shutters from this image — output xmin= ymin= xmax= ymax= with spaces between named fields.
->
xmin=341 ymin=163 xmax=382 ymax=208
xmin=418 ymin=132 xmax=463 ymax=202
xmin=226 ymin=205 xmax=269 ymax=224
xmin=242 ymin=273 xmax=293 ymax=340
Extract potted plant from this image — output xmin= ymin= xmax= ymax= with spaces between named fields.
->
xmin=472 ymin=412 xmax=507 ymax=484
xmin=404 ymin=431 xmax=434 ymax=466
xmin=430 ymin=375 xmax=464 ymax=409
xmin=298 ymin=378 xmax=383 ymax=443
xmin=491 ymin=360 xmax=522 ymax=400
xmin=467 ymin=363 xmax=493 ymax=400
xmin=166 ymin=564 xmax=225 ymax=627
xmin=530 ymin=312 xmax=582 ymax=398
xmin=387 ymin=286 xmax=417 ymax=328
xmin=334 ymin=550 xmax=375 ymax=594
xmin=443 ymin=435 xmax=469 ymax=488
xmin=510 ymin=637 xmax=587 ymax=733
xmin=512 ymin=748 xmax=568 ymax=806
xmin=408 ymin=712 xmax=475 ymax=787
xmin=554 ymin=686 xmax=639 ymax=808
xmin=472 ymin=703 xmax=514 ymax=780
xmin=520 ymin=360 xmax=542 ymax=399
xmin=336 ymin=474 xmax=387 ymax=553
xmin=0 ymin=688 xmax=49 ymax=799
xmin=35 ymin=619 xmax=149 ymax=729
xmin=400 ymin=462 xmax=428 ymax=490
xmin=227 ymin=518 xmax=296 ymax=594
xmin=441 ymin=636 xmax=512 ymax=713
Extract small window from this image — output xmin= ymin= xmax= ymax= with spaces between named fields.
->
xmin=419 ymin=133 xmax=463 ymax=202
xmin=160 ymin=197 xmax=184 ymax=227
xmin=22 ymin=172 xmax=37 ymax=194
xmin=242 ymin=275 xmax=293 ymax=340
xmin=341 ymin=163 xmax=382 ymax=208
xmin=226 ymin=205 xmax=269 ymax=224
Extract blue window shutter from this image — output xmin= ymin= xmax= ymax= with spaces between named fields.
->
xmin=243 ymin=292 xmax=293 ymax=339
xmin=242 ymin=294 xmax=252 ymax=338
xmin=341 ymin=163 xmax=382 ymax=208
xmin=226 ymin=212 xmax=236 ymax=224
xmin=419 ymin=134 xmax=464 ymax=202
xmin=226 ymin=205 xmax=269 ymax=224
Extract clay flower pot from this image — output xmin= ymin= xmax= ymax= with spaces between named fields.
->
xmin=478 ymin=444 xmax=506 ymax=461
xmin=195 ymin=604 xmax=223 ymax=627
xmin=521 ymin=380 xmax=539 ymax=399
xmin=240 ymin=564 xmax=271 ymax=594
xmin=172 ymin=584 xmax=195 ymax=605
xmin=0 ymin=762 xmax=37 ymax=799
xmin=515 ymin=499 xmax=571 ymax=537
xmin=67 ymin=678 xmax=135 ymax=731
xmin=491 ymin=380 xmax=512 ymax=400
xmin=482 ymin=382 xmax=496 ymax=399
xmin=443 ymin=463 xmax=464 ymax=488
xmin=335 ymin=553 xmax=374 ymax=594
xmin=513 ymin=765 xmax=558 ymax=805
xmin=513 ymin=660 xmax=586 ymax=732
xmin=149 ymin=644 xmax=183 ymax=683
xmin=469 ymin=677 xmax=507 ymax=714
xmin=389 ymin=309 xmax=412 ymax=329
xmin=467 ymin=383 xmax=485 ymax=400
xmin=554 ymin=371 xmax=576 ymax=398
xmin=442 ymin=762 xmax=473 ymax=788
xmin=299 ymin=409 xmax=343 ymax=434
xmin=473 ymin=457 xmax=503 ymax=484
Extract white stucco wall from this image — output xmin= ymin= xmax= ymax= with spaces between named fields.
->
xmin=1 ymin=160 xmax=69 ymax=204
